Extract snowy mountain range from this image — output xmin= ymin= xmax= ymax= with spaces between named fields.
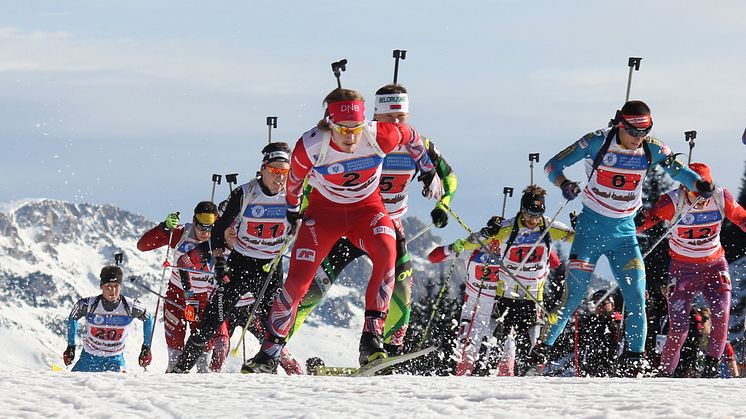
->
xmin=0 ymin=199 xmax=452 ymax=371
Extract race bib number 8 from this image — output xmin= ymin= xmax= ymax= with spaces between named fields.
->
xmin=596 ymin=169 xmax=641 ymax=191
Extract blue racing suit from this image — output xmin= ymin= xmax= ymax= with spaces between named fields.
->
xmin=542 ymin=128 xmax=700 ymax=353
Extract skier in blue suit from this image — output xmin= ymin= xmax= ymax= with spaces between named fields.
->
xmin=526 ymin=100 xmax=714 ymax=375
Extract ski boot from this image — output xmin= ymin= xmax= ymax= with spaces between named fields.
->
xmin=241 ymin=351 xmax=279 ymax=374
xmin=700 ymin=355 xmax=720 ymax=378
xmin=616 ymin=351 xmax=650 ymax=377
xmin=384 ymin=343 xmax=404 ymax=357
xmin=517 ymin=342 xmax=549 ymax=376
xmin=359 ymin=332 xmax=387 ymax=366
xmin=168 ymin=340 xmax=206 ymax=373
xmin=306 ymin=357 xmax=325 ymax=375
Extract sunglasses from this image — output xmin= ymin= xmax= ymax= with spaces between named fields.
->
xmin=195 ymin=222 xmax=213 ymax=232
xmin=265 ymin=166 xmax=290 ymax=176
xmin=331 ymin=122 xmax=365 ymax=135
xmin=621 ymin=119 xmax=653 ymax=138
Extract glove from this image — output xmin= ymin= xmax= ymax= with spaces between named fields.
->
xmin=569 ymin=211 xmax=578 ymax=229
xmin=418 ymin=170 xmax=444 ymax=200
xmin=560 ymin=179 xmax=581 ymax=201
xmin=430 ymin=205 xmax=448 ymax=228
xmin=164 ymin=212 xmax=180 ymax=230
xmin=450 ymin=239 xmax=466 ymax=254
xmin=286 ymin=208 xmax=303 ymax=235
xmin=63 ymin=345 xmax=75 ymax=366
xmin=695 ymin=180 xmax=715 ymax=199
xmin=480 ymin=216 xmax=504 ymax=237
xmin=138 ymin=345 xmax=152 ymax=368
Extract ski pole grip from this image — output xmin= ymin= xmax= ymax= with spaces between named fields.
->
xmin=503 ymin=187 xmax=513 ymax=197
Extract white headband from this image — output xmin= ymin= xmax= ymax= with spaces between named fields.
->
xmin=374 ymin=93 xmax=409 ymax=114
xmin=264 ymin=150 xmax=290 ymax=163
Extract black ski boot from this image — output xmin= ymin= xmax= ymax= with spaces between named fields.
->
xmin=306 ymin=357 xmax=325 ymax=375
xmin=384 ymin=343 xmax=404 ymax=357
xmin=616 ymin=351 xmax=650 ymax=377
xmin=241 ymin=351 xmax=279 ymax=374
xmin=517 ymin=342 xmax=549 ymax=376
xmin=701 ymin=355 xmax=720 ymax=378
xmin=359 ymin=332 xmax=387 ymax=366
xmin=169 ymin=340 xmax=206 ymax=373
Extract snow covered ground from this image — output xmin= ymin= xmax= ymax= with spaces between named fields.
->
xmin=3 ymin=369 xmax=745 ymax=418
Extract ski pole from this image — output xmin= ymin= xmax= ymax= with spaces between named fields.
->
xmin=528 ymin=153 xmax=540 ymax=186
xmin=501 ymin=187 xmax=514 ymax=218
xmin=210 ymin=174 xmax=222 ymax=203
xmin=230 ymin=224 xmax=299 ymax=357
xmin=408 ymin=223 xmax=434 ymax=243
xmin=685 ymin=130 xmax=697 ymax=165
xmin=441 ymin=203 xmax=558 ymax=324
xmin=147 ymin=214 xmax=178 ymax=347
xmin=392 ymin=49 xmax=407 ymax=85
xmin=130 ymin=276 xmax=187 ymax=311
xmin=417 ymin=258 xmax=458 ymax=351
xmin=625 ymin=57 xmax=642 ymax=103
xmin=267 ymin=116 xmax=278 ymax=144
xmin=331 ymin=59 xmax=347 ymax=89
xmin=588 ymin=195 xmax=705 ymax=311
xmin=170 ymin=266 xmax=214 ymax=275
xmin=225 ymin=173 xmax=239 ymax=192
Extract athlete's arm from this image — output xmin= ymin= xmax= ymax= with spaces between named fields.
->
xmin=67 ymin=298 xmax=88 ymax=346
xmin=130 ymin=299 xmax=154 ymax=344
xmin=544 ymin=132 xmax=601 ymax=186
xmin=137 ymin=225 xmax=184 ymax=251
xmin=724 ymin=189 xmax=746 ymax=232
xmin=211 ymin=187 xmax=243 ymax=250
xmin=637 ymin=193 xmax=675 ymax=233
xmin=548 ymin=221 xmax=575 ymax=242
xmin=286 ymin=137 xmax=314 ymax=211
xmin=647 ymin=138 xmax=701 ymax=190
xmin=424 ymin=137 xmax=458 ymax=208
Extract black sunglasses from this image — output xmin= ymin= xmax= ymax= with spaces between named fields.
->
xmin=621 ymin=119 xmax=653 ymax=138
xmin=195 ymin=222 xmax=213 ymax=232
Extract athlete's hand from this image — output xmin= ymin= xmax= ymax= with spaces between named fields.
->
xmin=418 ymin=170 xmax=444 ymax=200
xmin=480 ymin=216 xmax=504 ymax=237
xmin=450 ymin=239 xmax=466 ymax=254
xmin=63 ymin=345 xmax=75 ymax=366
xmin=569 ymin=212 xmax=579 ymax=229
xmin=695 ymin=180 xmax=715 ymax=199
xmin=163 ymin=212 xmax=180 ymax=230
xmin=560 ymin=180 xmax=581 ymax=201
xmin=286 ymin=208 xmax=302 ymax=235
xmin=138 ymin=345 xmax=152 ymax=368
xmin=431 ymin=204 xmax=448 ymax=228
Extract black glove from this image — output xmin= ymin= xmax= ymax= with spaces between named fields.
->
xmin=417 ymin=170 xmax=436 ymax=198
xmin=480 ymin=216 xmax=504 ymax=237
xmin=430 ymin=206 xmax=448 ymax=228
xmin=695 ymin=180 xmax=715 ymax=199
xmin=560 ymin=179 xmax=581 ymax=201
xmin=138 ymin=345 xmax=152 ymax=368
xmin=569 ymin=212 xmax=579 ymax=229
xmin=63 ymin=345 xmax=76 ymax=366
xmin=286 ymin=209 xmax=303 ymax=235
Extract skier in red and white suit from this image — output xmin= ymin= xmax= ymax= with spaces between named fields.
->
xmin=244 ymin=88 xmax=436 ymax=372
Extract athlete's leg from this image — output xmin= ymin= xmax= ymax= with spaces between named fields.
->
xmin=606 ymin=229 xmax=646 ymax=353
xmin=659 ymin=261 xmax=698 ymax=375
xmin=702 ymin=259 xmax=731 ymax=359
xmin=383 ymin=218 xmax=414 ymax=349
xmin=347 ymin=204 xmax=397 ymax=335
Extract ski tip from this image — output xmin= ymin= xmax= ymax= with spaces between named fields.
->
xmin=51 ymin=363 xmax=65 ymax=372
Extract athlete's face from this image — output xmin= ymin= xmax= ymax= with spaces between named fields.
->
xmin=261 ymin=161 xmax=290 ymax=194
xmin=521 ymin=211 xmax=542 ymax=229
xmin=330 ymin=120 xmax=365 ymax=153
xmin=193 ymin=222 xmax=212 ymax=242
xmin=618 ymin=126 xmax=646 ymax=150
xmin=101 ymin=282 xmax=122 ymax=303
xmin=374 ymin=112 xmax=409 ymax=124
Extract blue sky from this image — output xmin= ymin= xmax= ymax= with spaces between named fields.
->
xmin=2 ymin=0 xmax=745 ymax=245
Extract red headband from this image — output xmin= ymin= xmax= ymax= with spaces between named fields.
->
xmin=621 ymin=113 xmax=652 ymax=129
xmin=327 ymin=100 xmax=365 ymax=123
